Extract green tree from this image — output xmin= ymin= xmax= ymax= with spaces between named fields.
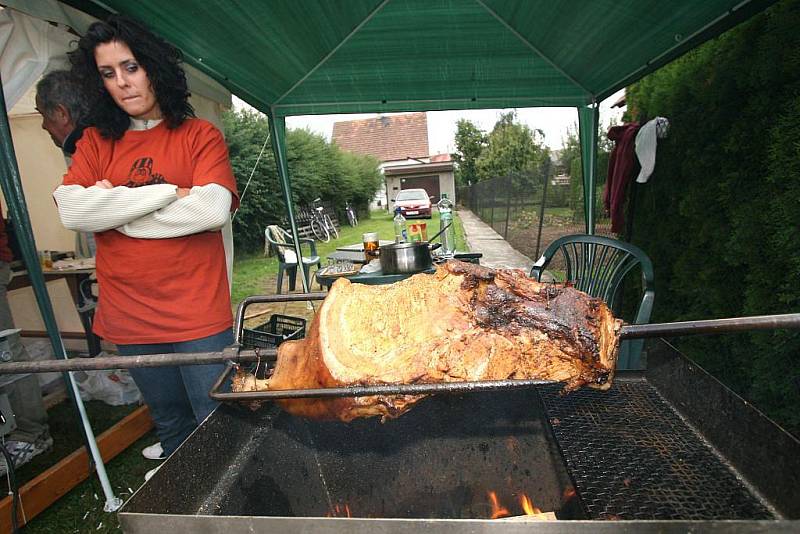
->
xmin=223 ymin=109 xmax=382 ymax=254
xmin=475 ymin=111 xmax=549 ymax=181
xmin=452 ymin=119 xmax=486 ymax=185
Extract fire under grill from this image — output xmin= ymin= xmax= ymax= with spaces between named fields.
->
xmin=120 ymin=339 xmax=800 ymax=533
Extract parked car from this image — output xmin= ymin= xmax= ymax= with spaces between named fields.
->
xmin=393 ymin=188 xmax=432 ymax=218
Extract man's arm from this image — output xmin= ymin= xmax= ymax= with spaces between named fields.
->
xmin=116 ymin=184 xmax=233 ymax=239
xmin=53 ymin=182 xmax=179 ymax=233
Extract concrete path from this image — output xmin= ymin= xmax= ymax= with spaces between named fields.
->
xmin=458 ymin=209 xmax=534 ymax=271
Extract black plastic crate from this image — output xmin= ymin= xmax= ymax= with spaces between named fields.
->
xmin=241 ymin=314 xmax=306 ymax=349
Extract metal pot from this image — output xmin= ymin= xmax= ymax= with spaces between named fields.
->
xmin=379 ymin=242 xmax=434 ymax=274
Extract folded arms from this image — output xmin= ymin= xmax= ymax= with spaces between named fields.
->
xmin=54 ymin=183 xmax=232 ymax=238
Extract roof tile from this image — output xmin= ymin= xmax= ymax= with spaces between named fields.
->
xmin=332 ymin=113 xmax=429 ymax=162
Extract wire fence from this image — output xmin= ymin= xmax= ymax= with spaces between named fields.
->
xmin=457 ymin=164 xmax=614 ymax=265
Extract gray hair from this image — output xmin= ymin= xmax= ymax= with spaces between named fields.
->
xmin=35 ymin=70 xmax=90 ymax=124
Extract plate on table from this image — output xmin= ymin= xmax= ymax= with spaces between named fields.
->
xmin=318 ymin=265 xmax=359 ymax=277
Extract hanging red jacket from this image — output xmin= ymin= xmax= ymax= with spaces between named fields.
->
xmin=604 ymin=123 xmax=641 ymax=234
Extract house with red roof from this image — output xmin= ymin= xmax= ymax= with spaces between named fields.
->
xmin=332 ymin=112 xmax=455 ymax=211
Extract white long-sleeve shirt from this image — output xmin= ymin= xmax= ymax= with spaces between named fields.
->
xmin=53 ymin=183 xmax=179 ymax=233
xmin=53 ymin=182 xmax=231 ymax=237
xmin=54 ymin=117 xmax=238 ymax=307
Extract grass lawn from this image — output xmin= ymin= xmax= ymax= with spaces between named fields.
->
xmin=232 ymin=209 xmax=467 ymax=308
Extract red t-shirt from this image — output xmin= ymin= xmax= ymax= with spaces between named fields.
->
xmin=63 ymin=119 xmax=239 ymax=345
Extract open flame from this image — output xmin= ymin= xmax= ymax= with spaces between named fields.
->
xmin=519 ymin=494 xmax=542 ymax=515
xmin=487 ymin=491 xmax=545 ymax=519
xmin=487 ymin=491 xmax=511 ymax=519
xmin=326 ymin=503 xmax=352 ymax=517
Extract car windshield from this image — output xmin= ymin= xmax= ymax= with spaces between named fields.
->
xmin=397 ymin=190 xmax=428 ymax=201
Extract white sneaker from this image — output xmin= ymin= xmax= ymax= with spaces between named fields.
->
xmin=144 ymin=466 xmax=160 ymax=482
xmin=0 ymin=435 xmax=54 ymax=475
xmin=142 ymin=442 xmax=164 ymax=460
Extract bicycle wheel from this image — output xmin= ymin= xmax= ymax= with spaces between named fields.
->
xmin=325 ymin=215 xmax=339 ymax=239
xmin=348 ymin=210 xmax=358 ymax=227
xmin=311 ymin=218 xmax=330 ymax=242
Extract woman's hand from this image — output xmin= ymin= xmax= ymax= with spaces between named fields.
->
xmin=176 ymin=188 xmax=191 ymax=198
xmin=95 ymin=179 xmax=114 ymax=189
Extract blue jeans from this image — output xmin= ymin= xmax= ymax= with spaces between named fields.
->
xmin=117 ymin=328 xmax=233 ymax=456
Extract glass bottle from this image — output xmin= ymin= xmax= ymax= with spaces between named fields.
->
xmin=393 ymin=207 xmax=408 ymax=243
xmin=437 ymin=194 xmax=456 ymax=256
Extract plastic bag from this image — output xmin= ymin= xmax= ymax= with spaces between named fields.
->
xmin=75 ymin=368 xmax=141 ymax=406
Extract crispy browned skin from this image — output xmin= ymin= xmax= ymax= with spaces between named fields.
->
xmin=233 ymin=260 xmax=622 ymax=421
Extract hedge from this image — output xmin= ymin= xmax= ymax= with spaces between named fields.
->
xmin=624 ymin=0 xmax=800 ymax=434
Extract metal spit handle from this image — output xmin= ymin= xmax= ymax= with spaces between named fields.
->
xmin=619 ymin=313 xmax=800 ymax=339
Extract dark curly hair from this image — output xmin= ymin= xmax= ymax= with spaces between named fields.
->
xmin=69 ymin=15 xmax=194 ymax=140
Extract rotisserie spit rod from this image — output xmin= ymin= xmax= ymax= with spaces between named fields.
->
xmin=0 ymin=347 xmax=275 ymax=374
xmin=618 ymin=312 xmax=800 ymax=339
xmin=0 ymin=312 xmax=797 ymax=376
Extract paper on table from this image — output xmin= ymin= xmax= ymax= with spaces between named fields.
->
xmin=51 ymin=257 xmax=96 ymax=270
xmin=359 ymin=259 xmax=381 ymax=273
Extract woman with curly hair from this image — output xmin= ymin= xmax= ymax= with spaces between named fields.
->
xmin=54 ymin=15 xmax=239 ymax=477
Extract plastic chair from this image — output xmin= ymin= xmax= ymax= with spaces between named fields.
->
xmin=530 ymin=234 xmax=655 ymax=370
xmin=265 ymin=225 xmax=321 ymax=293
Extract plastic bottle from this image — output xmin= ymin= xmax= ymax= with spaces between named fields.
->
xmin=437 ymin=193 xmax=456 ymax=256
xmin=393 ymin=207 xmax=408 ymax=243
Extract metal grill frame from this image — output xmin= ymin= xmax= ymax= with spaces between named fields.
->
xmin=120 ymin=339 xmax=800 ymax=532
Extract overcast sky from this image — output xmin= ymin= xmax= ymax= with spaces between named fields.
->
xmin=233 ymin=89 xmax=625 ymax=154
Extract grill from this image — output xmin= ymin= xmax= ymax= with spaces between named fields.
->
xmin=119 ymin=337 xmax=800 ymax=533
xmin=539 ymin=381 xmax=772 ymax=520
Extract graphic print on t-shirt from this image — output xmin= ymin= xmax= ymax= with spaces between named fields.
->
xmin=124 ymin=157 xmax=167 ymax=187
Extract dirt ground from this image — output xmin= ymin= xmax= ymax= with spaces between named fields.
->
xmin=506 ymin=214 xmax=614 ymax=270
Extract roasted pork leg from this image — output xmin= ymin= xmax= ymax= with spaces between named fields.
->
xmin=232 ymin=260 xmax=622 ymax=421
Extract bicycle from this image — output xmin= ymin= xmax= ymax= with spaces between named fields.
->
xmin=345 ymin=201 xmax=358 ymax=227
xmin=309 ymin=198 xmax=339 ymax=242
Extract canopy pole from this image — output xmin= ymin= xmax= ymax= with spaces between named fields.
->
xmin=0 ymin=76 xmax=122 ymax=512
xmin=577 ymin=104 xmax=599 ymax=235
xmin=267 ymin=111 xmax=310 ymax=293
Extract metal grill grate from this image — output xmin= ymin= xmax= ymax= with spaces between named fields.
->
xmin=538 ymin=380 xmax=774 ymax=520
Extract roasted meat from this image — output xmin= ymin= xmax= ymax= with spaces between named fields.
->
xmin=232 ymin=260 xmax=622 ymax=421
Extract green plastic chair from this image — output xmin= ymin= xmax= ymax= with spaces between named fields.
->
xmin=530 ymin=234 xmax=655 ymax=370
xmin=265 ymin=225 xmax=321 ymax=293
